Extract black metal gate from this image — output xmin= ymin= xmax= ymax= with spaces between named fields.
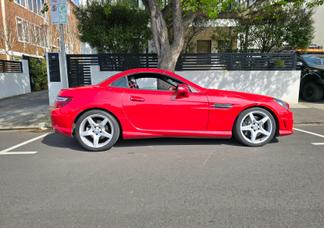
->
xmin=66 ymin=54 xmax=99 ymax=87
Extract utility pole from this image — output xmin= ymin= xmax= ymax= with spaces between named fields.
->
xmin=59 ymin=23 xmax=68 ymax=88
xmin=50 ymin=0 xmax=69 ymax=88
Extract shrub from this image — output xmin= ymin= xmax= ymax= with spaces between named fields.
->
xmin=29 ymin=58 xmax=47 ymax=91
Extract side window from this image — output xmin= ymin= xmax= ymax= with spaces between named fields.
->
xmin=136 ymin=77 xmax=157 ymax=90
xmin=127 ymin=73 xmax=183 ymax=91
xmin=111 ymin=76 xmax=128 ymax=88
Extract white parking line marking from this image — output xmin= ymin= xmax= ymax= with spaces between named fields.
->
xmin=293 ymin=128 xmax=324 ymax=139
xmin=311 ymin=143 xmax=324 ymax=146
xmin=293 ymin=128 xmax=324 ymax=146
xmin=0 ymin=151 xmax=38 ymax=155
xmin=0 ymin=133 xmax=49 ymax=155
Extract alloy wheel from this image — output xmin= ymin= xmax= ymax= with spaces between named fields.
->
xmin=239 ymin=110 xmax=273 ymax=145
xmin=79 ymin=114 xmax=114 ymax=149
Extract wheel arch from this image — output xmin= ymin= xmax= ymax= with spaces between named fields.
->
xmin=72 ymin=108 xmax=123 ymax=138
xmin=233 ymin=105 xmax=280 ymax=136
xmin=301 ymin=73 xmax=322 ymax=88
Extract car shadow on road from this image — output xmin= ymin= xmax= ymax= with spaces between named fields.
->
xmin=42 ymin=133 xmax=85 ymax=151
xmin=115 ymin=137 xmax=241 ymax=148
xmin=42 ymin=132 xmax=279 ymax=152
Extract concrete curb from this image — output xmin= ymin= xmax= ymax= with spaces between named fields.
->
xmin=0 ymin=127 xmax=51 ymax=132
xmin=294 ymin=122 xmax=324 ymax=126
xmin=0 ymin=121 xmax=51 ymax=131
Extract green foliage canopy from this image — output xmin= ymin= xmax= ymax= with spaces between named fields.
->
xmin=75 ymin=2 xmax=151 ymax=53
xmin=236 ymin=5 xmax=315 ymax=52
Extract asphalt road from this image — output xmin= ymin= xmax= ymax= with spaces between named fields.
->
xmin=1 ymin=126 xmax=324 ymax=228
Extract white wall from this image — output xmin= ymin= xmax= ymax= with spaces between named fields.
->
xmin=90 ymin=65 xmax=301 ymax=104
xmin=313 ymin=5 xmax=324 ymax=48
xmin=0 ymin=60 xmax=31 ymax=99
xmin=47 ymin=82 xmax=62 ymax=106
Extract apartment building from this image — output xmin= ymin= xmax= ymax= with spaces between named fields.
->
xmin=0 ymin=0 xmax=81 ymax=60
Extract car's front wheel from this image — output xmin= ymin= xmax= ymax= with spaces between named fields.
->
xmin=234 ymin=108 xmax=276 ymax=147
xmin=75 ymin=110 xmax=120 ymax=151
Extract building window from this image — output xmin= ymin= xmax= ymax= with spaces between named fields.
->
xmin=15 ymin=0 xmax=26 ymax=7
xmin=37 ymin=0 xmax=42 ymax=13
xmin=27 ymin=0 xmax=33 ymax=11
xmin=33 ymin=0 xmax=38 ymax=13
xmin=23 ymin=20 xmax=29 ymax=42
xmin=40 ymin=26 xmax=48 ymax=47
xmin=16 ymin=18 xmax=29 ymax=42
xmin=17 ymin=17 xmax=47 ymax=47
xmin=36 ymin=27 xmax=42 ymax=46
xmin=16 ymin=0 xmax=45 ymax=16
xmin=30 ymin=24 xmax=36 ymax=44
xmin=16 ymin=18 xmax=24 ymax=42
xmin=197 ymin=40 xmax=212 ymax=53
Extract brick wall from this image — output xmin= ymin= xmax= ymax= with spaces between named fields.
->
xmin=0 ymin=0 xmax=81 ymax=60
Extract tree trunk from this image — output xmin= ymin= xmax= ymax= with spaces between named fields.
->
xmin=158 ymin=49 xmax=181 ymax=70
xmin=143 ymin=0 xmax=194 ymax=71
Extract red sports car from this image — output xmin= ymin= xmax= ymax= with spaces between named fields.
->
xmin=51 ymin=68 xmax=293 ymax=151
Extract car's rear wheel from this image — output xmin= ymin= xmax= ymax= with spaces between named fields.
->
xmin=234 ymin=107 xmax=276 ymax=147
xmin=302 ymin=81 xmax=323 ymax=102
xmin=75 ymin=110 xmax=120 ymax=151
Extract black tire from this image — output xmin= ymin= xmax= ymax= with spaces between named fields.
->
xmin=75 ymin=110 xmax=120 ymax=151
xmin=233 ymin=107 xmax=276 ymax=147
xmin=302 ymin=81 xmax=324 ymax=102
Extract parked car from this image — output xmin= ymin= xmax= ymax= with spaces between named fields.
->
xmin=51 ymin=68 xmax=293 ymax=151
xmin=297 ymin=53 xmax=324 ymax=101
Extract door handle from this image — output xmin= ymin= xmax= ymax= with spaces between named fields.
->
xmin=130 ymin=96 xmax=145 ymax=102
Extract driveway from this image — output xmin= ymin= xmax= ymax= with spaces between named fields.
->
xmin=0 ymin=91 xmax=49 ymax=129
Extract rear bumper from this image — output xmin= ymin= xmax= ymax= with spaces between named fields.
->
xmin=51 ymin=108 xmax=74 ymax=137
xmin=278 ymin=110 xmax=294 ymax=136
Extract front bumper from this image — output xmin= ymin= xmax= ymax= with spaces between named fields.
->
xmin=278 ymin=110 xmax=294 ymax=136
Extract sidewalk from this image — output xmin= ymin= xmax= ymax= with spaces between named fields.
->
xmin=291 ymin=102 xmax=324 ymax=125
xmin=0 ymin=91 xmax=50 ymax=130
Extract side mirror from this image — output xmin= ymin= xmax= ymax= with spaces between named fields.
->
xmin=296 ymin=61 xmax=303 ymax=67
xmin=176 ymin=84 xmax=189 ymax=98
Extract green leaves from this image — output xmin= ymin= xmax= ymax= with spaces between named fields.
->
xmin=181 ymin=0 xmax=235 ymax=19
xmin=29 ymin=59 xmax=47 ymax=91
xmin=236 ymin=5 xmax=315 ymax=52
xmin=75 ymin=2 xmax=151 ymax=53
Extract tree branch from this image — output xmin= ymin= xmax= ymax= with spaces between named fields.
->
xmin=171 ymin=0 xmax=184 ymax=49
xmin=143 ymin=0 xmax=170 ymax=55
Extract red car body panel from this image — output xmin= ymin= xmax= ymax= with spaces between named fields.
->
xmin=51 ymin=68 xmax=293 ymax=139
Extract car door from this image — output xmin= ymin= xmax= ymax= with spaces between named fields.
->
xmin=121 ymin=73 xmax=209 ymax=132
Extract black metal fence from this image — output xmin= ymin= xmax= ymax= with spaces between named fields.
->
xmin=0 ymin=60 xmax=23 ymax=73
xmin=67 ymin=55 xmax=99 ymax=87
xmin=66 ymin=53 xmax=297 ymax=87
xmin=98 ymin=53 xmax=296 ymax=71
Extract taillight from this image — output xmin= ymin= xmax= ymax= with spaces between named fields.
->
xmin=55 ymin=96 xmax=71 ymax=108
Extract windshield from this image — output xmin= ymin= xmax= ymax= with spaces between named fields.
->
xmin=301 ymin=54 xmax=324 ymax=67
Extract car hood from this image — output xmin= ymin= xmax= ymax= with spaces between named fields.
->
xmin=206 ymin=88 xmax=274 ymax=103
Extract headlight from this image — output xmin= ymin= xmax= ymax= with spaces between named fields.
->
xmin=274 ymin=98 xmax=289 ymax=110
